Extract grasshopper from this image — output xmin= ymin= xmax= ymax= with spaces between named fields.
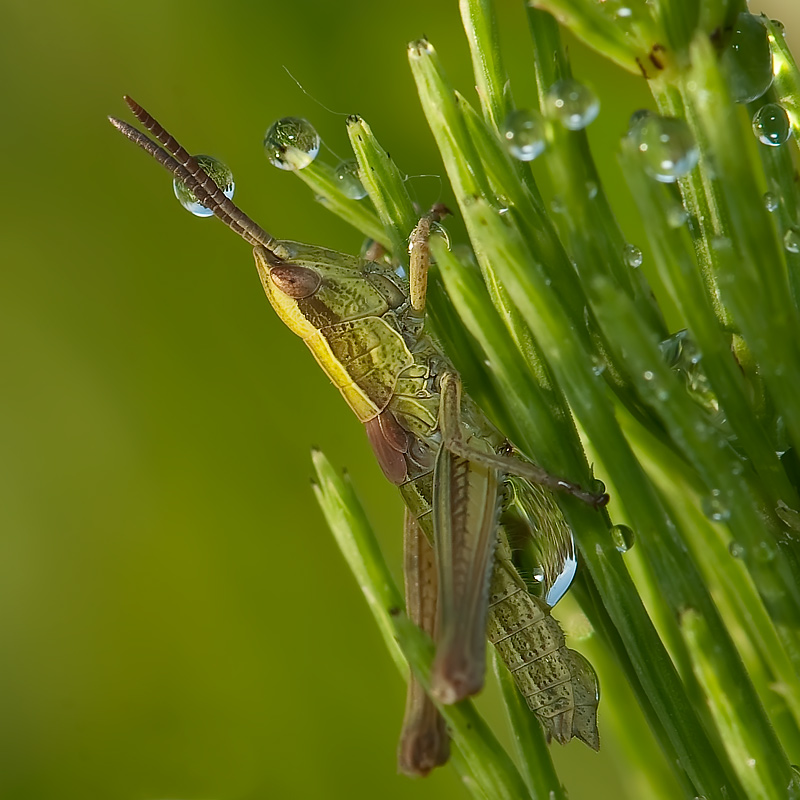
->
xmin=110 ymin=96 xmax=606 ymax=776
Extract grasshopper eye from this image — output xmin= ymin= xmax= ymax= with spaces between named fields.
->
xmin=269 ymin=264 xmax=322 ymax=298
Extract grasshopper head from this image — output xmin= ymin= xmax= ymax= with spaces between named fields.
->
xmin=252 ymin=241 xmax=407 ymax=333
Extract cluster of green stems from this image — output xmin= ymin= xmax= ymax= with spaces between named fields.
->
xmin=298 ymin=1 xmax=800 ymax=798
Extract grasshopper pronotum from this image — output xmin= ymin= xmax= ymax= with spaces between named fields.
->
xmin=110 ymin=96 xmax=606 ymax=776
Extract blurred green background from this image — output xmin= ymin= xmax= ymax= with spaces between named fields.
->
xmin=2 ymin=1 xmax=798 ymax=799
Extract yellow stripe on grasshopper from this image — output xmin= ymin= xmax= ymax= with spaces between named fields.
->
xmin=254 ymin=243 xmax=414 ymax=422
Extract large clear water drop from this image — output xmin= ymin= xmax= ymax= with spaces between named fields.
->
xmin=721 ymin=13 xmax=774 ymax=104
xmin=752 ymin=103 xmax=792 ymax=146
xmin=610 ymin=524 xmax=635 ymax=553
xmin=264 ymin=117 xmax=320 ymax=170
xmin=544 ymin=79 xmax=600 ymax=131
xmin=502 ymin=109 xmax=548 ymax=161
xmin=503 ymin=476 xmax=577 ymax=607
xmin=334 ymin=159 xmax=367 ymax=199
xmin=628 ymin=112 xmax=699 ymax=183
xmin=173 ymin=155 xmax=234 ymax=218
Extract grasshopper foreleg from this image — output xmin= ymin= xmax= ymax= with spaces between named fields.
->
xmin=438 ymin=371 xmax=609 ymax=509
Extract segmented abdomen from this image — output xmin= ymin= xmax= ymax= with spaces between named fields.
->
xmin=487 ymin=559 xmax=600 ymax=750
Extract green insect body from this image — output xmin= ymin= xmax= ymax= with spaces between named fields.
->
xmin=110 ymin=96 xmax=604 ymax=778
xmin=489 ymin=548 xmax=600 ymax=750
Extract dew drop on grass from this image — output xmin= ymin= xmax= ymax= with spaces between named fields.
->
xmin=624 ymin=243 xmax=643 ymax=267
xmin=628 ymin=112 xmax=699 ymax=182
xmin=703 ymin=489 xmax=731 ymax=522
xmin=590 ymin=478 xmax=607 ymax=496
xmin=506 ymin=477 xmax=577 ymax=607
xmin=334 ymin=159 xmax=367 ymax=199
xmin=658 ymin=329 xmax=686 ymax=365
xmin=610 ymin=524 xmax=635 ymax=553
xmin=728 ymin=541 xmax=745 ymax=558
xmin=788 ymin=765 xmax=800 ymax=799
xmin=591 ymin=355 xmax=607 ymax=377
xmin=173 ymin=155 xmax=235 ymax=217
xmin=721 ymin=13 xmax=774 ymax=103
xmin=502 ymin=109 xmax=548 ymax=161
xmin=764 ymin=192 xmax=779 ymax=212
xmin=544 ymin=79 xmax=600 ymax=131
xmin=754 ymin=540 xmax=777 ymax=564
xmin=785 ymin=228 xmax=800 ymax=254
xmin=752 ymin=103 xmax=792 ymax=146
xmin=264 ymin=117 xmax=320 ymax=170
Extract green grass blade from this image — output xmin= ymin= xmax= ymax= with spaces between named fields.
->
xmin=311 ymin=450 xmax=533 ymax=800
xmin=346 ymin=115 xmax=419 ymax=260
xmin=290 ymin=159 xmax=389 ymax=247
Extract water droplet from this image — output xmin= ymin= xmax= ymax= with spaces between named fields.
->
xmin=746 ymin=757 xmax=757 ymax=768
xmin=703 ymin=489 xmax=731 ymax=522
xmin=590 ymin=478 xmax=607 ymax=496
xmin=586 ymin=180 xmax=598 ymax=199
xmin=659 ymin=329 xmax=686 ymax=365
xmin=264 ymin=117 xmax=320 ymax=170
xmin=764 ymin=192 xmax=779 ymax=212
xmin=591 ymin=355 xmax=607 ymax=376
xmin=629 ymin=108 xmax=651 ymax=126
xmin=333 ymin=159 xmax=367 ymax=199
xmin=550 ymin=195 xmax=565 ymax=214
xmin=643 ymin=370 xmax=654 ymax=380
xmin=752 ymin=103 xmax=792 ymax=146
xmin=610 ymin=524 xmax=635 ymax=553
xmin=667 ymin=204 xmax=689 ymax=227
xmin=616 ymin=7 xmax=632 ymax=18
xmin=624 ymin=243 xmax=643 ymax=267
xmin=502 ymin=109 xmax=548 ymax=161
xmin=788 ymin=765 xmax=800 ymax=800
xmin=754 ymin=540 xmax=777 ymax=563
xmin=172 ymin=155 xmax=235 ymax=218
xmin=544 ymin=79 xmax=600 ymax=131
xmin=504 ymin=476 xmax=576 ymax=607
xmin=628 ymin=113 xmax=699 ymax=182
xmin=785 ymin=228 xmax=800 ymax=254
xmin=721 ymin=13 xmax=774 ymax=103
xmin=728 ymin=540 xmax=745 ymax=558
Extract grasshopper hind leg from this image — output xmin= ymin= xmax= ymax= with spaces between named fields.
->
xmin=397 ymin=510 xmax=450 ymax=776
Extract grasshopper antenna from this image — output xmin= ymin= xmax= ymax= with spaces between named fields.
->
xmin=109 ymin=96 xmax=276 ymax=251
